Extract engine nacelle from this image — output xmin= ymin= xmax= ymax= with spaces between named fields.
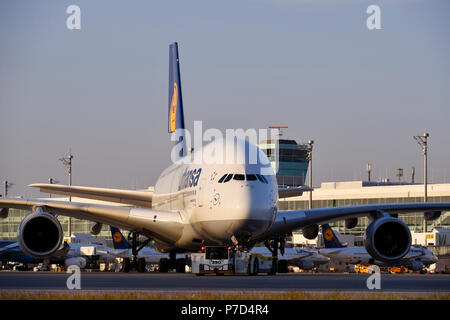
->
xmin=0 ymin=208 xmax=8 ymax=219
xmin=17 ymin=212 xmax=63 ymax=259
xmin=405 ymin=260 xmax=423 ymax=271
xmin=424 ymin=211 xmax=441 ymax=221
xmin=302 ymin=224 xmax=319 ymax=240
xmin=90 ymin=222 xmax=103 ymax=235
xmin=65 ymin=257 xmax=87 ymax=269
xmin=345 ymin=218 xmax=358 ymax=229
xmin=364 ymin=217 xmax=411 ymax=264
xmin=298 ymin=260 xmax=314 ymax=270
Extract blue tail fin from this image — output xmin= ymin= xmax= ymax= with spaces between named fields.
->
xmin=110 ymin=226 xmax=130 ymax=250
xmin=322 ymin=224 xmax=346 ymax=248
xmin=168 ymin=42 xmax=187 ymax=159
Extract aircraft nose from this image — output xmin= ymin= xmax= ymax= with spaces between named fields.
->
xmin=196 ymin=176 xmax=277 ymax=242
xmin=233 ymin=185 xmax=275 ymax=219
xmin=223 ymin=185 xmax=276 ymax=237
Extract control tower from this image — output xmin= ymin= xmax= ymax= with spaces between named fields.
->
xmin=258 ymin=127 xmax=310 ymax=187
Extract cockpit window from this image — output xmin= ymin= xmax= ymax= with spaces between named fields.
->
xmin=218 ymin=174 xmax=228 ymax=183
xmin=219 ymin=173 xmax=268 ymax=183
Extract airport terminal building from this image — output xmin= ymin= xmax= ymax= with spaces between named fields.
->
xmin=1 ymin=181 xmax=450 ymax=247
xmin=280 ymin=180 xmax=450 ymax=246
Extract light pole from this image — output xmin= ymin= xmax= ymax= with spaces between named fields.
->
xmin=3 ymin=181 xmax=14 ymax=197
xmin=59 ymin=152 xmax=74 ymax=237
xmin=366 ymin=163 xmax=372 ymax=182
xmin=306 ymin=140 xmax=314 ymax=209
xmin=396 ymin=168 xmax=403 ymax=183
xmin=414 ymin=132 xmax=429 ymax=232
xmin=48 ymin=178 xmax=59 ymax=198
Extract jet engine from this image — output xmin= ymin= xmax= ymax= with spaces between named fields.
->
xmin=298 ymin=260 xmax=314 ymax=270
xmin=90 ymin=222 xmax=103 ymax=235
xmin=302 ymin=224 xmax=319 ymax=240
xmin=364 ymin=217 xmax=411 ymax=264
xmin=0 ymin=208 xmax=8 ymax=219
xmin=345 ymin=218 xmax=358 ymax=229
xmin=17 ymin=211 xmax=63 ymax=259
xmin=424 ymin=211 xmax=441 ymax=221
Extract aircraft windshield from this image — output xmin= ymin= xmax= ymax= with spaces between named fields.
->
xmin=205 ymin=247 xmax=229 ymax=260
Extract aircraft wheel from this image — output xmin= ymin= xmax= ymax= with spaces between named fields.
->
xmin=137 ymin=258 xmax=146 ymax=273
xmin=122 ymin=258 xmax=131 ymax=273
xmin=253 ymin=258 xmax=259 ymax=275
xmin=175 ymin=258 xmax=185 ymax=273
xmin=159 ymin=258 xmax=169 ymax=273
xmin=247 ymin=261 xmax=253 ymax=276
xmin=277 ymin=260 xmax=288 ymax=273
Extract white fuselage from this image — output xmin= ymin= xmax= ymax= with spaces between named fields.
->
xmin=150 ymin=137 xmax=278 ymax=252
xmin=319 ymin=247 xmax=438 ymax=266
xmin=65 ymin=243 xmax=117 ymax=263
xmin=251 ymin=247 xmax=330 ymax=265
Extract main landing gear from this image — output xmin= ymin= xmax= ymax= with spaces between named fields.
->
xmin=121 ymin=232 xmax=151 ymax=273
xmin=264 ymin=237 xmax=286 ymax=275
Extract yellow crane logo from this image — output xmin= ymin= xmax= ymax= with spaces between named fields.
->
xmin=113 ymin=232 xmax=123 ymax=243
xmin=169 ymin=82 xmax=178 ymax=133
xmin=324 ymin=229 xmax=334 ymax=241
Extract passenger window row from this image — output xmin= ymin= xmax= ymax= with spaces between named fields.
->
xmin=217 ymin=173 xmax=269 ymax=184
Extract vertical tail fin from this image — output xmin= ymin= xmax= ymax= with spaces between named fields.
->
xmin=110 ymin=226 xmax=130 ymax=250
xmin=321 ymin=224 xmax=346 ymax=248
xmin=168 ymin=42 xmax=187 ymax=159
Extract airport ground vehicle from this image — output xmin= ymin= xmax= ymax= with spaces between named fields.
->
xmin=191 ymin=246 xmax=273 ymax=275
xmin=354 ymin=264 xmax=409 ymax=274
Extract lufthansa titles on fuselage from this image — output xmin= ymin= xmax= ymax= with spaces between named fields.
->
xmin=178 ymin=168 xmax=202 ymax=191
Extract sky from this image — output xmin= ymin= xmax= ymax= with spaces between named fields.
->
xmin=1 ymin=0 xmax=449 ymax=197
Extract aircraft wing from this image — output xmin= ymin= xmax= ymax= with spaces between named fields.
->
xmin=28 ymin=184 xmax=153 ymax=208
xmin=0 ymin=198 xmax=182 ymax=245
xmin=278 ymin=186 xmax=313 ymax=199
xmin=262 ymin=202 xmax=450 ymax=238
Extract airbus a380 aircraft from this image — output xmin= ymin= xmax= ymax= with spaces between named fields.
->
xmin=1 ymin=42 xmax=450 ymax=274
